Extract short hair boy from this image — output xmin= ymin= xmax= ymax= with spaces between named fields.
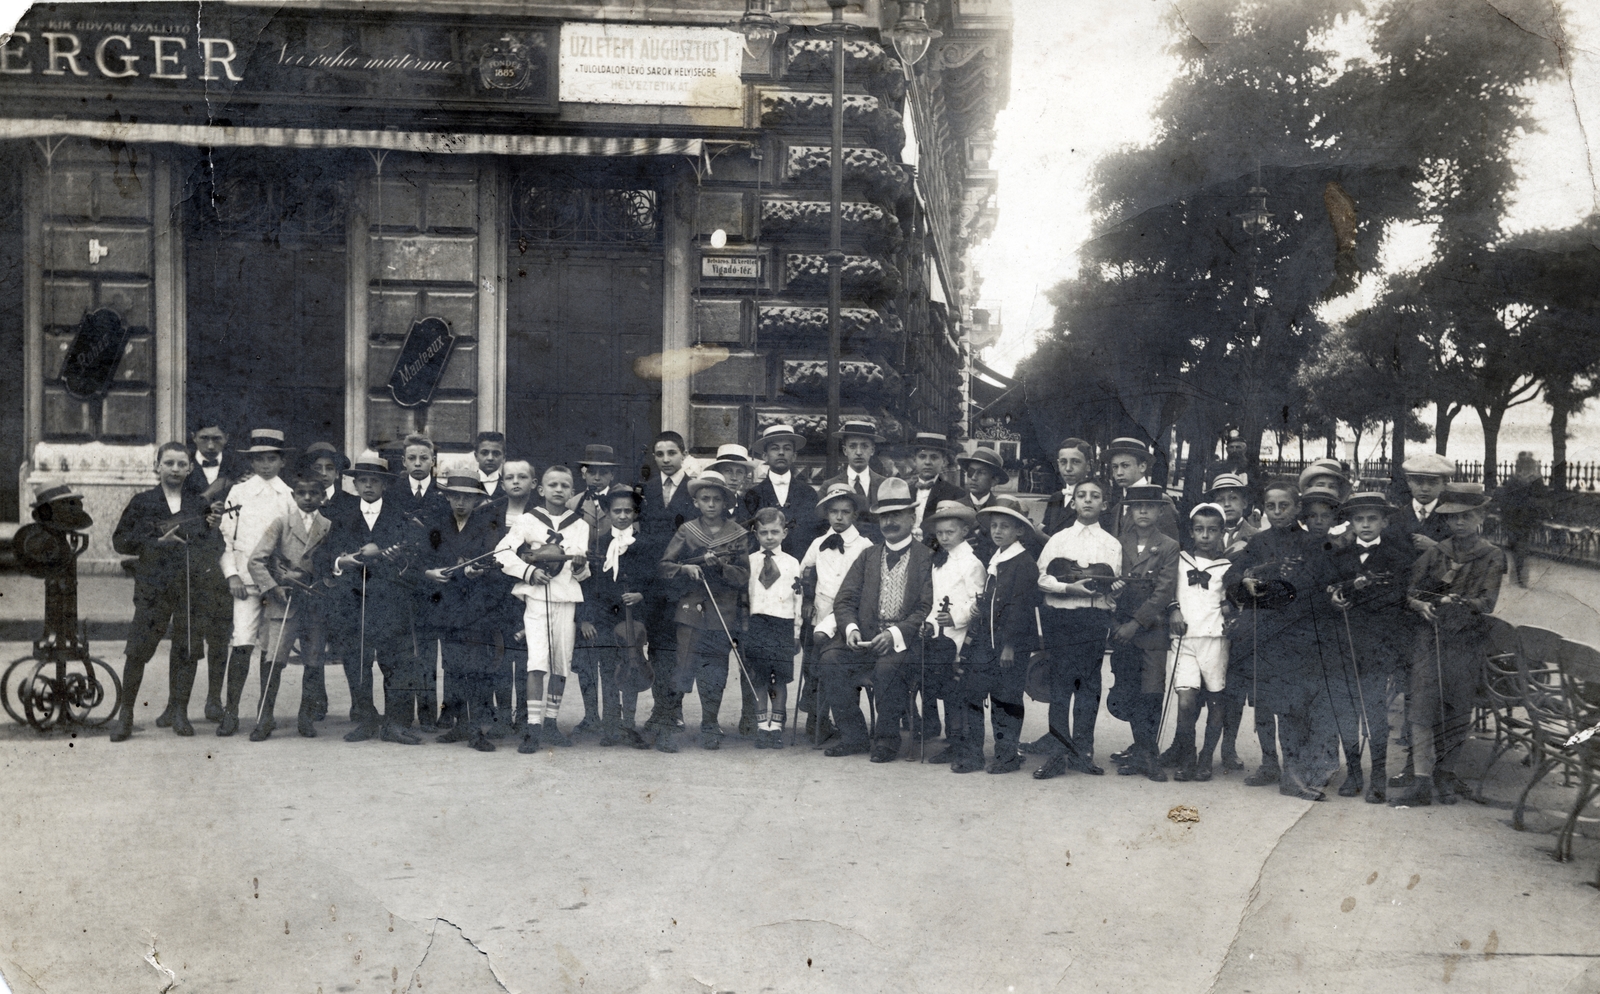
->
xmin=744 ymin=507 xmax=803 ymax=748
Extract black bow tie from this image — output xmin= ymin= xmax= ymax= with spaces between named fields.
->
xmin=820 ymin=533 xmax=845 ymax=554
xmin=201 ymin=459 xmax=218 ymax=468
xmin=1187 ymin=569 xmax=1212 ymax=589
xmin=915 ymin=480 xmax=936 ymax=490
xmin=931 ymin=548 xmax=949 ymax=568
xmin=885 ymin=546 xmax=907 ymax=570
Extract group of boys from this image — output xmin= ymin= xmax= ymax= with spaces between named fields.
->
xmin=103 ymin=418 xmax=1497 ymax=805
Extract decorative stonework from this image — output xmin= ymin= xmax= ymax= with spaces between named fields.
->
xmin=784 ymin=253 xmax=903 ymax=300
xmin=782 ymin=359 xmax=901 ymax=398
xmin=785 ymin=38 xmax=895 ymax=77
xmin=755 ymin=410 xmax=906 ymax=449
xmin=784 ymin=146 xmax=910 ymax=203
xmin=758 ymin=305 xmax=884 ymax=340
xmin=760 ymin=200 xmax=901 ymax=250
xmin=759 ymin=91 xmax=905 ymax=149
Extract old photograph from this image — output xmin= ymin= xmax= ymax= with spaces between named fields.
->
xmin=1 ymin=0 xmax=1599 ymax=990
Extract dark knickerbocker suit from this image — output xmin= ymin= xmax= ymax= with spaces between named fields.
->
xmin=822 ymin=541 xmax=935 ymax=752
xmin=324 ymin=497 xmax=425 ymax=727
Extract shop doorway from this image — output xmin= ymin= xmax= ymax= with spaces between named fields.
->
xmin=505 ymin=182 xmax=664 ymax=478
xmin=183 ymin=152 xmax=348 ymax=449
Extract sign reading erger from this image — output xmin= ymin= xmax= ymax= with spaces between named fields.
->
xmin=559 ymin=24 xmax=744 ymax=107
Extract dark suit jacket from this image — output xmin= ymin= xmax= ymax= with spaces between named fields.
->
xmin=391 ymin=478 xmax=453 ymax=530
xmin=752 ymin=474 xmax=820 ymax=557
xmin=1118 ymin=531 xmax=1180 ymax=649
xmin=323 ymin=497 xmax=424 ymax=632
xmin=967 ymin=552 xmax=1042 ymax=661
xmin=112 ymin=487 xmax=227 ymax=601
xmin=417 ymin=511 xmax=500 ymax=639
xmin=639 ymin=474 xmax=697 ymax=554
xmin=1041 ymin=490 xmax=1078 ymax=536
xmin=1387 ymin=498 xmax=1453 ymax=549
xmin=581 ymin=528 xmax=648 ymax=643
xmin=913 ymin=478 xmax=966 ymax=534
xmin=182 ymin=452 xmax=248 ymax=499
xmin=833 ymin=541 xmax=935 ymax=646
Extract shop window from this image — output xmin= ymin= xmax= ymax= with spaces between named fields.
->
xmin=510 ymin=181 xmax=660 ymax=245
xmin=185 ymin=151 xmax=349 ymax=241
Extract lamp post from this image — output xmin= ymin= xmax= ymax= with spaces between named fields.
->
xmin=733 ymin=0 xmax=788 ymax=63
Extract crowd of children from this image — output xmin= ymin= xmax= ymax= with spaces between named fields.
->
xmin=103 ymin=424 xmax=1506 ymax=806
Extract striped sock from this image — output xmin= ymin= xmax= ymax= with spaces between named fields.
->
xmin=528 ymin=699 xmax=546 ymax=726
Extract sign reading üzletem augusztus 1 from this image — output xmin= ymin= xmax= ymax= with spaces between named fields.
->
xmin=558 ymin=23 xmax=744 ymax=107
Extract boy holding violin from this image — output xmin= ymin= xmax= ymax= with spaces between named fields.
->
xmin=577 ymin=484 xmax=652 ymax=749
xmin=1033 ymin=478 xmax=1124 ymax=777
xmin=419 ymin=476 xmax=501 ymax=751
xmin=110 ymin=442 xmax=230 ymax=741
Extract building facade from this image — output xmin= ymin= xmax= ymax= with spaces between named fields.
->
xmin=0 ymin=0 xmax=1010 ymax=568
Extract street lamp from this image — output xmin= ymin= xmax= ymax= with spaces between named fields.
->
xmin=816 ymin=0 xmax=862 ymax=477
xmin=885 ymin=1 xmax=941 ymax=75
xmin=733 ymin=0 xmax=788 ymax=63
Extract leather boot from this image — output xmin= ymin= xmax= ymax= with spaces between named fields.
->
xmin=109 ymin=698 xmax=135 ymax=743
xmin=1243 ymin=756 xmax=1281 ymax=787
xmin=217 ymin=645 xmax=251 ymax=737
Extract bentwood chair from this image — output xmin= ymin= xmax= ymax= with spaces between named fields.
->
xmin=1476 ymin=617 xmax=1533 ymax=800
xmin=1513 ymin=626 xmax=1575 ymax=830
xmin=1554 ymin=640 xmax=1600 ymax=863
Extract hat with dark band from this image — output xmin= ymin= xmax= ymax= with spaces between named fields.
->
xmin=869 ymin=477 xmax=918 ymax=515
xmin=756 ymin=423 xmax=807 ymax=453
xmin=816 ymin=481 xmax=865 ymax=516
xmin=238 ymin=428 xmax=290 ymax=454
xmin=1207 ymin=473 xmax=1250 ymax=494
xmin=1121 ymin=483 xmax=1173 ymax=506
xmin=708 ymin=443 xmax=756 ymax=471
xmin=956 ymin=446 xmax=1010 ymax=485
xmin=1340 ymin=491 xmax=1397 ymax=516
xmin=344 ymin=451 xmax=396 ymax=478
xmin=926 ymin=500 xmax=977 ymax=526
xmin=1300 ymin=484 xmax=1343 ymax=509
xmin=833 ymin=419 xmax=885 ymax=443
xmin=579 ymin=444 xmax=618 ymax=468
xmin=30 ymin=484 xmax=82 ymax=509
xmin=908 ymin=431 xmax=957 ymax=455
xmin=601 ymin=483 xmax=643 ymax=508
xmin=1297 ymin=458 xmax=1347 ymax=491
xmin=303 ymin=442 xmax=350 ymax=471
xmin=976 ymin=497 xmax=1042 ymax=538
xmin=1434 ymin=482 xmax=1490 ymax=515
xmin=686 ymin=470 xmax=736 ymax=500
xmin=439 ymin=476 xmax=487 ymax=496
xmin=1106 ymin=437 xmax=1153 ymax=460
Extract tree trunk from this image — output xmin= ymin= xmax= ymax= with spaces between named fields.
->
xmin=1392 ymin=395 xmax=1407 ymax=485
xmin=1551 ymin=398 xmax=1570 ymax=493
xmin=1435 ymin=402 xmax=1461 ymax=456
xmin=1476 ymin=405 xmax=1505 ymax=488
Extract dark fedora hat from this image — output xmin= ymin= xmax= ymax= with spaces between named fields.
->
xmin=956 ymin=446 xmax=1010 ymax=485
xmin=579 ymin=444 xmax=618 ymax=467
xmin=439 ymin=476 xmax=487 ymax=496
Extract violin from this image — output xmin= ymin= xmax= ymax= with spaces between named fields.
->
xmin=439 ymin=549 xmax=500 ymax=579
xmin=1046 ymin=558 xmax=1118 ymax=592
xmin=614 ymin=603 xmax=652 ymax=683
xmin=152 ymin=503 xmax=241 ymax=539
xmin=1238 ymin=558 xmax=1304 ymax=610
xmin=1327 ymin=570 xmax=1395 ymax=601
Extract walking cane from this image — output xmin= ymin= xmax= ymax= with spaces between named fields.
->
xmin=1340 ymin=609 xmax=1372 ymax=761
xmin=698 ymin=572 xmax=763 ymax=715
xmin=1156 ymin=633 xmax=1183 ymax=756
xmin=256 ymin=592 xmax=294 ymax=726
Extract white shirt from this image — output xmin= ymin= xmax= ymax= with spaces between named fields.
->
xmin=800 ymin=525 xmax=874 ymax=637
xmin=927 ymin=540 xmax=986 ymax=648
xmin=660 ymin=470 xmax=686 ymax=506
xmin=411 ymin=477 xmax=433 ymax=498
xmin=848 ymin=469 xmax=872 ymax=494
xmin=1174 ymin=552 xmax=1230 ymax=637
xmin=198 ymin=460 xmax=222 ymax=486
xmin=221 ymin=473 xmax=295 ymax=579
xmin=479 ymin=471 xmax=501 ymax=496
xmin=1036 ymin=520 xmax=1122 ymax=610
xmin=360 ymin=497 xmax=383 ymax=530
xmin=766 ymin=470 xmax=791 ymax=508
xmin=494 ymin=507 xmax=590 ymax=604
xmin=911 ymin=478 xmax=939 ymax=536
xmin=163 ymin=489 xmax=183 ymax=515
xmin=1414 ymin=498 xmax=1437 ymax=520
xmin=1356 ymin=537 xmax=1381 ymax=565
xmin=967 ymin=491 xmax=995 ymax=510
xmin=747 ymin=547 xmax=802 ymax=624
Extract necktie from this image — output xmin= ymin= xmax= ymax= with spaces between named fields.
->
xmin=885 ymin=546 xmax=906 ymax=570
xmin=1187 ymin=569 xmax=1211 ymax=589
xmin=931 ymin=548 xmax=949 ymax=568
xmin=663 ymin=480 xmax=676 ymax=505
xmin=759 ymin=550 xmax=780 ymax=588
xmin=820 ymin=533 xmax=845 ymax=554
xmin=854 ymin=475 xmax=866 ymax=498
xmin=416 ymin=482 xmax=424 ymax=497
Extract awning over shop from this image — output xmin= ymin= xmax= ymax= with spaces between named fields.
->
xmin=0 ymin=119 xmax=703 ymax=158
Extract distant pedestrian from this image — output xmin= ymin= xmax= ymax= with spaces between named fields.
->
xmin=1494 ymin=451 xmax=1548 ymax=587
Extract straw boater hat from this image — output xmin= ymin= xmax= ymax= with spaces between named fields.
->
xmin=956 ymin=446 xmax=1010 ymax=485
xmin=1435 ymin=482 xmax=1490 ymax=515
xmin=908 ymin=431 xmax=957 ymax=455
xmin=344 ymin=450 xmax=395 ymax=478
xmin=237 ymin=428 xmax=290 ymax=454
xmin=1121 ymin=483 xmax=1173 ymax=505
xmin=1339 ymin=492 xmax=1397 ymax=517
xmin=579 ymin=444 xmax=618 ymax=467
xmin=708 ymin=443 xmax=757 ymax=472
xmin=1299 ymin=484 xmax=1343 ymax=510
xmin=1105 ymin=437 xmax=1153 ymax=461
xmin=439 ymin=476 xmax=487 ymax=496
xmin=926 ymin=499 xmax=977 ymax=527
xmin=976 ymin=496 xmax=1042 ymax=539
xmin=833 ymin=419 xmax=885 ymax=443
xmin=302 ymin=441 xmax=350 ymax=471
xmin=815 ymin=481 xmax=865 ymax=516
xmin=686 ymin=469 xmax=735 ymax=500
xmin=756 ymin=423 xmax=806 ymax=452
xmin=868 ymin=477 xmax=918 ymax=515
xmin=1207 ymin=472 xmax=1250 ymax=494
xmin=1297 ymin=458 xmax=1347 ymax=491
xmin=1402 ymin=452 xmax=1454 ymax=479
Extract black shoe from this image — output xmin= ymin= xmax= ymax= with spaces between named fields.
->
xmin=988 ymin=753 xmax=1024 ymax=774
xmin=418 ymin=719 xmax=438 ymax=733
xmin=574 ymin=716 xmax=600 ymax=736
xmin=1020 ymin=736 xmax=1048 ymax=755
xmin=1365 ymin=781 xmax=1386 ymax=804
xmin=518 ymin=727 xmax=542 ymax=754
xmin=599 ymin=728 xmax=621 ymax=747
xmin=110 ymin=720 xmax=133 ymax=743
xmin=204 ymin=699 xmax=225 ymax=723
xmin=701 ymin=728 xmax=723 ymax=751
xmin=1033 ymin=755 xmax=1069 ymax=780
xmin=171 ymin=714 xmax=195 ymax=737
xmin=248 ymin=719 xmax=274 ymax=742
xmin=824 ymin=741 xmax=870 ymax=758
xmin=486 ymin=722 xmax=510 ymax=740
xmin=297 ymin=714 xmax=317 ymax=738
xmin=1338 ymin=772 xmax=1365 ymax=798
xmin=654 ymin=730 xmax=680 ymax=754
xmin=1243 ymin=763 xmax=1280 ymax=787
xmin=928 ymin=746 xmax=957 ymax=764
xmin=1219 ymin=750 xmax=1245 ymax=772
xmin=381 ymin=722 xmax=422 ymax=745
xmin=470 ymin=731 xmax=497 ymax=752
xmin=1146 ymin=763 xmax=1168 ymax=783
xmin=154 ymin=706 xmax=175 ymax=729
xmin=311 ymin=703 xmax=328 ymax=722
xmin=1280 ymin=780 xmax=1326 ymax=801
xmin=1158 ymin=745 xmax=1181 ymax=768
xmin=1110 ymin=747 xmax=1134 ymax=764
xmin=952 ymin=754 xmax=985 ymax=774
xmin=770 ymin=730 xmax=787 ymax=750
xmin=545 ymin=724 xmax=574 ymax=747
xmin=1193 ymin=759 xmax=1213 ymax=782
xmin=217 ymin=712 xmax=239 ymax=737
xmin=624 ymin=727 xmax=650 ymax=750
xmin=436 ymin=724 xmax=469 ymax=744
xmin=1067 ymin=755 xmax=1105 ymax=776
xmin=344 ymin=722 xmax=377 ymax=743
xmin=870 ymin=743 xmax=899 ymax=763
xmin=1433 ymin=773 xmax=1460 ymax=805
xmin=1388 ymin=768 xmax=1416 ymax=789
xmin=1389 ymin=779 xmax=1431 ymax=807
xmin=738 ymin=719 xmax=757 ymax=738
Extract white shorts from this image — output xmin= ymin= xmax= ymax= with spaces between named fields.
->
xmin=1170 ymin=635 xmax=1228 ymax=692
xmin=522 ymin=598 xmax=577 ymax=677
xmin=230 ymin=587 xmax=265 ymax=648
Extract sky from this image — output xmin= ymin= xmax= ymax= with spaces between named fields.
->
xmin=970 ymin=0 xmax=1600 ymax=463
